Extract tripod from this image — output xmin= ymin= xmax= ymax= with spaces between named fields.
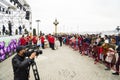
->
xmin=31 ymin=61 xmax=40 ymax=80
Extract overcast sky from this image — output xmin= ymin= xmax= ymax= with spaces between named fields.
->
xmin=27 ymin=0 xmax=120 ymax=33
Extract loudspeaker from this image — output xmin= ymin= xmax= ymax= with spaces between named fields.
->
xmin=25 ymin=11 xmax=30 ymax=20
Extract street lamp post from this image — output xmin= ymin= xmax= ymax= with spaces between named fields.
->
xmin=53 ymin=19 xmax=59 ymax=35
xmin=36 ymin=20 xmax=40 ymax=36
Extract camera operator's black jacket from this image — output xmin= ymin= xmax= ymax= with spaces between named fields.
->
xmin=12 ymin=54 xmax=33 ymax=80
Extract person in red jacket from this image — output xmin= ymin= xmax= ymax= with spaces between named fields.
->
xmin=40 ymin=34 xmax=45 ymax=49
xmin=32 ymin=35 xmax=38 ymax=45
xmin=50 ymin=35 xmax=55 ymax=50
xmin=25 ymin=34 xmax=31 ymax=45
xmin=19 ymin=35 xmax=26 ymax=46
xmin=47 ymin=34 xmax=52 ymax=48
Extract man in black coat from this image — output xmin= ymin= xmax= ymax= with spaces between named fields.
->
xmin=8 ymin=21 xmax=12 ymax=35
xmin=12 ymin=46 xmax=36 ymax=80
xmin=2 ymin=25 xmax=5 ymax=35
xmin=58 ymin=35 xmax=63 ymax=46
xmin=18 ymin=25 xmax=22 ymax=35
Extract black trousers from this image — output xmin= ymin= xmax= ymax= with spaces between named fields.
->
xmin=2 ymin=31 xmax=5 ymax=35
xmin=9 ymin=29 xmax=12 ymax=35
xmin=49 ymin=42 xmax=51 ymax=48
xmin=60 ymin=41 xmax=62 ymax=46
xmin=51 ymin=43 xmax=55 ymax=50
xmin=42 ymin=42 xmax=44 ymax=49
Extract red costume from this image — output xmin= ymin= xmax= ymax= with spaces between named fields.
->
xmin=32 ymin=36 xmax=38 ymax=44
xmin=40 ymin=36 xmax=45 ymax=43
xmin=50 ymin=36 xmax=55 ymax=44
xmin=20 ymin=37 xmax=26 ymax=46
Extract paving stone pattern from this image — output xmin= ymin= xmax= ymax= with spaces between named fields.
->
xmin=0 ymin=45 xmax=120 ymax=80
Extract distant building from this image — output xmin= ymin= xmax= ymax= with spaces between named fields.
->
xmin=0 ymin=0 xmax=32 ymax=35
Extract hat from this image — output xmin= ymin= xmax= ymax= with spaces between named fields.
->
xmin=16 ymin=46 xmax=26 ymax=53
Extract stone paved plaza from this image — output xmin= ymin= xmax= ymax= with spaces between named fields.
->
xmin=0 ymin=45 xmax=120 ymax=80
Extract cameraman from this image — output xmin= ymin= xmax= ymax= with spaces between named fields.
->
xmin=12 ymin=46 xmax=36 ymax=80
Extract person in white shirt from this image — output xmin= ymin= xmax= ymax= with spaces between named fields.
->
xmin=55 ymin=37 xmax=59 ymax=49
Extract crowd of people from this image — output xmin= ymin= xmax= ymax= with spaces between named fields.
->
xmin=1 ymin=21 xmax=12 ymax=36
xmin=1 ymin=31 xmax=120 ymax=80
xmin=18 ymin=33 xmax=120 ymax=75
xmin=1 ymin=21 xmax=28 ymax=36
xmin=8 ymin=32 xmax=120 ymax=80
xmin=62 ymin=33 xmax=120 ymax=75
xmin=18 ymin=33 xmax=63 ymax=50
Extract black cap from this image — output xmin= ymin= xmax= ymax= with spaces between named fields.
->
xmin=16 ymin=46 xmax=26 ymax=53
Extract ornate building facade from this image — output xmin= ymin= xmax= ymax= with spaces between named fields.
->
xmin=0 ymin=0 xmax=32 ymax=35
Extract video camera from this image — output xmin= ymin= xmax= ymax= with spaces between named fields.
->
xmin=25 ymin=44 xmax=42 ymax=57
xmin=25 ymin=44 xmax=42 ymax=80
